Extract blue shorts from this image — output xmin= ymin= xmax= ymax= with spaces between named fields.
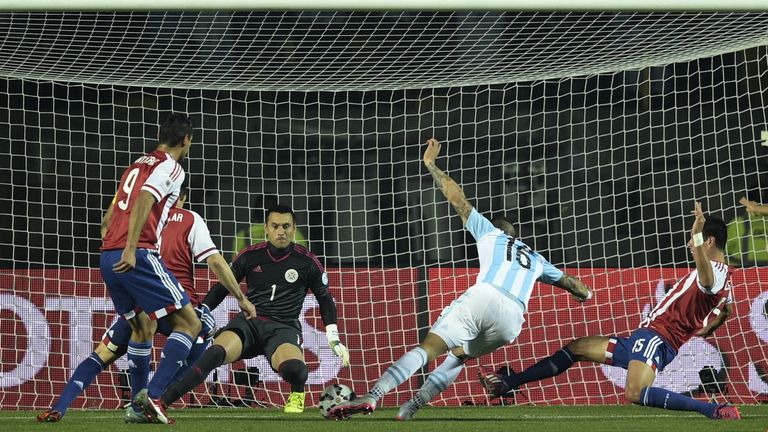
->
xmin=606 ymin=328 xmax=678 ymax=372
xmin=100 ymin=249 xmax=190 ymax=320
xmin=102 ymin=305 xmax=216 ymax=351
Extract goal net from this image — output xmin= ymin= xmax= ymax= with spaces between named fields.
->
xmin=1 ymin=11 xmax=768 ymax=411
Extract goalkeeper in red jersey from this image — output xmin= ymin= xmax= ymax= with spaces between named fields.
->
xmin=479 ymin=202 xmax=740 ymax=420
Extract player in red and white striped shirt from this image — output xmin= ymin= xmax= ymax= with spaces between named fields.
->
xmin=38 ymin=187 xmax=255 ymax=423
xmin=96 ymin=114 xmax=253 ymax=424
xmin=479 ymin=201 xmax=740 ymax=420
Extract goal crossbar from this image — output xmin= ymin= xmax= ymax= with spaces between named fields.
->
xmin=2 ymin=0 xmax=768 ymax=11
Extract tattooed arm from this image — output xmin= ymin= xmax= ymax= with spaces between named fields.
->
xmin=551 ymin=274 xmax=593 ymax=302
xmin=423 ymin=138 xmax=473 ymax=224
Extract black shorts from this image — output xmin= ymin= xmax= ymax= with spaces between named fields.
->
xmin=217 ymin=314 xmax=302 ymax=367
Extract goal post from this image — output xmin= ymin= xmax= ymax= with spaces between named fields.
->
xmin=1 ymin=10 xmax=767 ymax=411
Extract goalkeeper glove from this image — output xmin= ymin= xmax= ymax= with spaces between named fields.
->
xmin=325 ymin=324 xmax=350 ymax=367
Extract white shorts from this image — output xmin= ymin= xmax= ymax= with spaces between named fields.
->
xmin=429 ymin=282 xmax=525 ymax=357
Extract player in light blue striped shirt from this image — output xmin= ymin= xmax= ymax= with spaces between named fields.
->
xmin=329 ymin=138 xmax=592 ymax=421
xmin=466 ymin=207 xmax=565 ymax=311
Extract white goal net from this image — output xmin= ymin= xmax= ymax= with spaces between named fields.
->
xmin=1 ymin=11 xmax=768 ymax=411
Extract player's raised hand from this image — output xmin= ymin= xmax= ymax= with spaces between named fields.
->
xmin=423 ymin=138 xmax=442 ymax=167
xmin=739 ymin=196 xmax=760 ymax=215
xmin=691 ymin=201 xmax=705 ymax=235
xmin=238 ymin=298 xmax=258 ymax=319
xmin=325 ymin=324 xmax=350 ymax=367
xmin=113 ymin=249 xmax=136 ymax=273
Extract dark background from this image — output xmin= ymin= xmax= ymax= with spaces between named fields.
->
xmin=1 ymin=47 xmax=767 ymax=270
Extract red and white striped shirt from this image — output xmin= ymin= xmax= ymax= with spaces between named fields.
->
xmin=102 ymin=150 xmax=185 ymax=251
xmin=640 ymin=260 xmax=733 ymax=350
xmin=159 ymin=207 xmax=218 ymax=305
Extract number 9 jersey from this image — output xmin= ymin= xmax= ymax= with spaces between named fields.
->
xmin=102 ymin=150 xmax=185 ymax=251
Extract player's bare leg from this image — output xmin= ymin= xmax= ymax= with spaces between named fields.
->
xmin=480 ymin=336 xmax=610 ymax=397
xmin=271 ymin=344 xmax=308 ymax=413
xmin=330 ymin=332 xmax=449 ymax=420
xmin=624 ymin=360 xmax=656 ymax=404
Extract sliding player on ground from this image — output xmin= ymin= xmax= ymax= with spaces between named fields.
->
xmin=478 ymin=202 xmax=740 ymax=420
xmin=329 ymin=138 xmax=592 ymax=421
xmin=151 ymin=204 xmax=349 ymax=424
xmin=37 ymin=187 xmax=255 ymax=423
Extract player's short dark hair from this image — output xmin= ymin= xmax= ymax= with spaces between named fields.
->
xmin=159 ymin=113 xmax=193 ymax=147
xmin=702 ymin=215 xmax=727 ymax=250
xmin=266 ymin=204 xmax=296 ymax=224
xmin=491 ymin=214 xmax=516 ymax=237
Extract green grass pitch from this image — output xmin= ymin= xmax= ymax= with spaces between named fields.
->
xmin=5 ymin=405 xmax=768 ymax=432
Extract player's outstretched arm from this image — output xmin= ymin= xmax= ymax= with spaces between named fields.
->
xmin=551 ymin=274 xmax=593 ymax=302
xmin=739 ymin=196 xmax=768 ymax=216
xmin=423 ymin=138 xmax=473 ymax=224
xmin=206 ymin=252 xmax=257 ymax=319
xmin=690 ymin=201 xmax=715 ymax=289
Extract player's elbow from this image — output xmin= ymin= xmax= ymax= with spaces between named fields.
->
xmin=206 ymin=253 xmax=228 ymax=272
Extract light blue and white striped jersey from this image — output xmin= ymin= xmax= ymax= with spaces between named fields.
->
xmin=465 ymin=208 xmax=563 ymax=310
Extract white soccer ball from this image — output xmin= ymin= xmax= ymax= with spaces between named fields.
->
xmin=318 ymin=383 xmax=356 ymax=419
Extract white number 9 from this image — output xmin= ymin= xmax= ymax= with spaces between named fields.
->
xmin=117 ymin=168 xmax=140 ymax=211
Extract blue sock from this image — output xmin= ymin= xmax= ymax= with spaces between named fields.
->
xmin=505 ymin=347 xmax=575 ymax=389
xmin=148 ymin=332 xmax=194 ymax=398
xmin=172 ymin=337 xmax=208 ymax=382
xmin=639 ymin=386 xmax=718 ymax=418
xmin=52 ymin=353 xmax=106 ymax=415
xmin=127 ymin=341 xmax=152 ymax=410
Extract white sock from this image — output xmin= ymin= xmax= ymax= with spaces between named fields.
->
xmin=413 ymin=352 xmax=463 ymax=408
xmin=370 ymin=347 xmax=428 ymax=400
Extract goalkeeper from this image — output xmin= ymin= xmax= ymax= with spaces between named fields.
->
xmin=329 ymin=138 xmax=592 ymax=421
xmin=155 ymin=204 xmax=349 ymax=422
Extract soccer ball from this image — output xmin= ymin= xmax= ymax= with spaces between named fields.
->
xmin=318 ymin=383 xmax=356 ymax=419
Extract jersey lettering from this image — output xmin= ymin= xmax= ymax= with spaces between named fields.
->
xmin=134 ymin=155 xmax=159 ymax=165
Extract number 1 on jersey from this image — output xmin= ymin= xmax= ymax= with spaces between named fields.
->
xmin=270 ymin=284 xmax=277 ymax=301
